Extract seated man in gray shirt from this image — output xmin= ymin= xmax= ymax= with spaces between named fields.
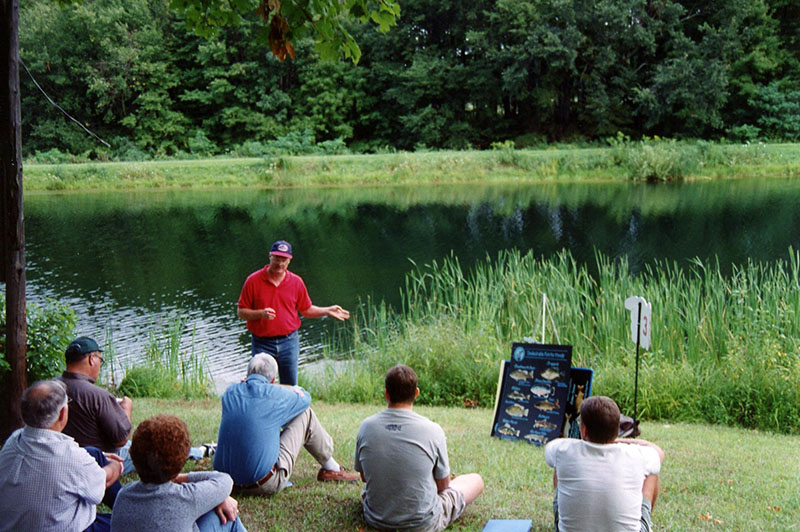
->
xmin=354 ymin=365 xmax=484 ymax=531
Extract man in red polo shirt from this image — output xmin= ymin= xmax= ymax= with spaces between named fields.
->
xmin=237 ymin=240 xmax=350 ymax=385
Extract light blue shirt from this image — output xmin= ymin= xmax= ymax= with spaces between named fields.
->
xmin=213 ymin=374 xmax=310 ymax=484
xmin=0 ymin=426 xmax=106 ymax=532
xmin=111 ymin=471 xmax=233 ymax=532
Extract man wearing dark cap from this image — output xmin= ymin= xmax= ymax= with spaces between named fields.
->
xmin=58 ymin=336 xmax=136 ymax=473
xmin=237 ymin=240 xmax=351 ymax=385
xmin=58 ymin=337 xmax=206 ymax=473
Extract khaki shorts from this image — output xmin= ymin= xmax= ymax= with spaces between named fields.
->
xmin=422 ymin=488 xmax=466 ymax=532
xmin=362 ymin=487 xmax=466 ymax=532
xmin=639 ymin=498 xmax=653 ymax=532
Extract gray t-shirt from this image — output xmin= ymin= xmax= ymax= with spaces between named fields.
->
xmin=110 ymin=471 xmax=232 ymax=532
xmin=354 ymin=408 xmax=450 ymax=530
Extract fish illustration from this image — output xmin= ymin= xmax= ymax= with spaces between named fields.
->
xmin=540 ymin=367 xmax=562 ymax=380
xmin=534 ymin=399 xmax=560 ymax=412
xmin=496 ymin=423 xmax=520 ymax=438
xmin=533 ymin=419 xmax=557 ymax=431
xmin=505 ymin=403 xmax=529 ymax=418
xmin=507 ymin=390 xmax=530 ymax=401
xmin=523 ymin=433 xmax=547 ymax=445
xmin=530 ymin=385 xmax=552 ymax=398
xmin=509 ymin=369 xmax=534 ymax=382
xmin=574 ymin=384 xmax=585 ymax=411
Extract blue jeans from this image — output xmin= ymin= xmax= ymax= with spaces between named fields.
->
xmin=83 ymin=446 xmax=121 ymax=509
xmin=196 ymin=510 xmax=248 ymax=532
xmin=85 ymin=511 xmax=246 ymax=532
xmin=117 ymin=440 xmax=136 ymax=476
xmin=118 ymin=437 xmax=203 ymax=470
xmin=83 ymin=513 xmax=111 ymax=532
xmin=251 ymin=330 xmax=299 ymax=385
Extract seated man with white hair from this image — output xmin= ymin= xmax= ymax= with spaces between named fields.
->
xmin=213 ymin=353 xmax=359 ymax=494
xmin=0 ymin=380 xmax=124 ymax=532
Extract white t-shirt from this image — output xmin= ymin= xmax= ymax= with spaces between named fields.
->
xmin=545 ymin=438 xmax=661 ymax=532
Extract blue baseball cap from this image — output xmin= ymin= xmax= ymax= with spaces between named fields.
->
xmin=270 ymin=240 xmax=293 ymax=258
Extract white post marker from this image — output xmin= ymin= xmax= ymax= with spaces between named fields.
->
xmin=624 ymin=296 xmax=652 ymax=437
xmin=624 ymin=296 xmax=652 ymax=350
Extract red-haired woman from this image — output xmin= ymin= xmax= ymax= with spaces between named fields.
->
xmin=110 ymin=415 xmax=247 ymax=532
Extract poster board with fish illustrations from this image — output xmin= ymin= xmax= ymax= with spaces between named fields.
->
xmin=561 ymin=367 xmax=594 ymax=439
xmin=491 ymin=343 xmax=572 ymax=446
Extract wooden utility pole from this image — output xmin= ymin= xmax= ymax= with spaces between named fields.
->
xmin=1 ymin=0 xmax=27 ymax=441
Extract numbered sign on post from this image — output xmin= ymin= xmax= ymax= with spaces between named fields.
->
xmin=624 ymin=296 xmax=652 ymax=350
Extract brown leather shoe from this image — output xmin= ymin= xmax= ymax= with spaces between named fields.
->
xmin=317 ymin=466 xmax=360 ymax=482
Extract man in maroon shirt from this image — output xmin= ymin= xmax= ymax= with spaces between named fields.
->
xmin=59 ymin=337 xmax=132 ymax=454
xmin=237 ymin=240 xmax=350 ymax=385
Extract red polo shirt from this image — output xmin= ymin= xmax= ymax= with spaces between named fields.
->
xmin=238 ymin=268 xmax=313 ymax=337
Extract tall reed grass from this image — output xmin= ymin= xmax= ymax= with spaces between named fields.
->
xmin=305 ymin=249 xmax=800 ymax=433
xmin=116 ymin=315 xmax=213 ymax=399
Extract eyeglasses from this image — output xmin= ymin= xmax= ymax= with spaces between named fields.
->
xmin=94 ymin=353 xmax=105 ymax=366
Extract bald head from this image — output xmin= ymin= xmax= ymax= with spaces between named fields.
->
xmin=21 ymin=380 xmax=68 ymax=429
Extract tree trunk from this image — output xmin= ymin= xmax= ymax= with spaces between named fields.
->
xmin=1 ymin=0 xmax=27 ymax=442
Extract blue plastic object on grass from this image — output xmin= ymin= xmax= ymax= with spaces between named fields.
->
xmin=481 ymin=519 xmax=532 ymax=532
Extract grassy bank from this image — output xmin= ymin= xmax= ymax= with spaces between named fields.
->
xmin=23 ymin=142 xmax=800 ymax=191
xmin=304 ymin=249 xmax=800 ymax=434
xmin=134 ymin=398 xmax=799 ymax=531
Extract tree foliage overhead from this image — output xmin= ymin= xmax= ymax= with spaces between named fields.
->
xmin=170 ymin=0 xmax=400 ymax=62
xmin=18 ymin=0 xmax=800 ymax=159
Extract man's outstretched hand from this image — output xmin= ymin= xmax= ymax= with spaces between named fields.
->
xmin=327 ymin=305 xmax=350 ymax=321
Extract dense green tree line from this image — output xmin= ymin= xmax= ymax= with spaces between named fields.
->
xmin=19 ymin=0 xmax=800 ymax=158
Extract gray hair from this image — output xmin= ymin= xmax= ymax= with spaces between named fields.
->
xmin=21 ymin=380 xmax=68 ymax=428
xmin=247 ymin=353 xmax=279 ymax=382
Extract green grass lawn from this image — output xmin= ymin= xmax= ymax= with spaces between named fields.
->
xmin=133 ymin=398 xmax=800 ymax=532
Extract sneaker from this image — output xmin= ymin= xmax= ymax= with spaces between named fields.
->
xmin=317 ymin=466 xmax=360 ymax=482
xmin=201 ymin=442 xmax=217 ymax=458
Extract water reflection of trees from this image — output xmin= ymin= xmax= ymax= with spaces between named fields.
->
xmin=24 ymin=180 xmax=800 ymax=311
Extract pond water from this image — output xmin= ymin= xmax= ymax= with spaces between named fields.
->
xmin=22 ymin=178 xmax=800 ymax=392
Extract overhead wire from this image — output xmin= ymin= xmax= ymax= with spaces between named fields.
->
xmin=20 ymin=58 xmax=111 ymax=148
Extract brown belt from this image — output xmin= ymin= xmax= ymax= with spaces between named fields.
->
xmin=235 ymin=464 xmax=277 ymax=490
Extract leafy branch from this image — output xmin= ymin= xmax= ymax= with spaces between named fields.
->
xmin=169 ymin=0 xmax=400 ymax=63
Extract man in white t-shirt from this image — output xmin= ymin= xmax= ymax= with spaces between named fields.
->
xmin=544 ymin=396 xmax=665 ymax=532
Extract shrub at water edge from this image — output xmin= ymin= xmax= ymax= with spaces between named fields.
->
xmin=0 ymin=293 xmax=76 ymax=382
xmin=116 ymin=315 xmax=213 ymax=399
